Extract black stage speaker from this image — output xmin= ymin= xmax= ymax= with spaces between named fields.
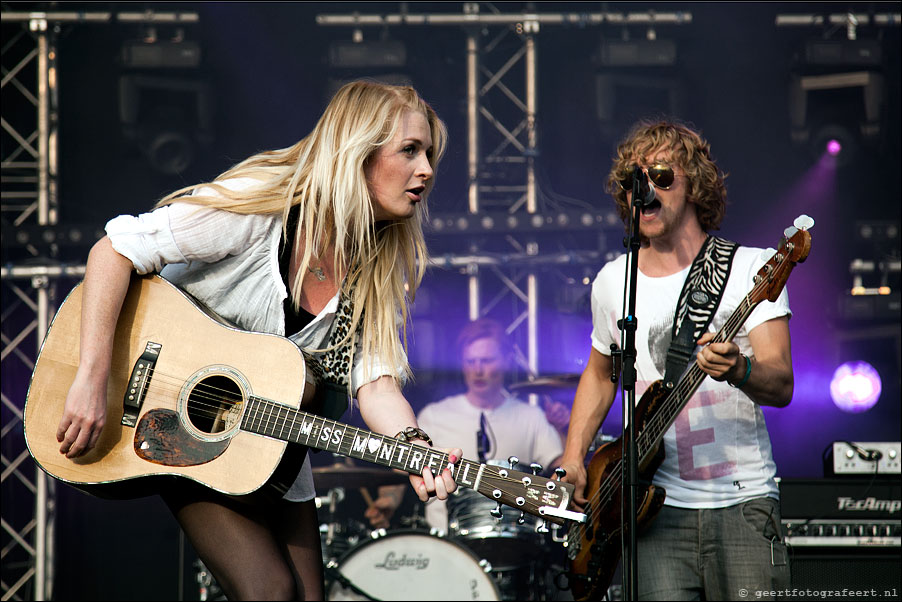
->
xmin=779 ymin=478 xmax=901 ymax=601
xmin=788 ymin=548 xmax=900 ymax=601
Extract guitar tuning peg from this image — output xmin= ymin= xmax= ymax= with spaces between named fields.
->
xmin=507 ymin=455 xmax=519 ymax=469
xmin=530 ymin=462 xmax=543 ymax=475
xmin=537 ymin=519 xmax=550 ymax=533
xmin=491 ymin=502 xmax=503 ymax=519
xmin=793 ymin=214 xmax=814 ymax=230
xmin=517 ymin=511 xmax=526 ymax=525
xmin=554 ymin=467 xmax=567 ymax=479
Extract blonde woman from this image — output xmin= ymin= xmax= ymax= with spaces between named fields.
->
xmin=55 ymin=80 xmax=462 ymax=600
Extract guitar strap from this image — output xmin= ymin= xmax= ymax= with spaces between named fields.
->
xmin=663 ymin=235 xmax=738 ymax=388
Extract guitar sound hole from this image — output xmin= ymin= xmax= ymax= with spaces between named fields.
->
xmin=186 ymin=374 xmax=244 ymax=435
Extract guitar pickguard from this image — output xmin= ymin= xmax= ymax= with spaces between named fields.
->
xmin=135 ymin=409 xmax=229 ymax=466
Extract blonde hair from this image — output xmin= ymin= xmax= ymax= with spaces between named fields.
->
xmin=156 ymin=80 xmax=448 ymax=384
xmin=604 ymin=120 xmax=727 ymax=232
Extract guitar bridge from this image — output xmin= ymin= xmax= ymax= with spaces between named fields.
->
xmin=121 ymin=341 xmax=161 ymax=427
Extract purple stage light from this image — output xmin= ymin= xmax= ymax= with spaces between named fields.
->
xmin=830 ymin=361 xmax=882 ymax=413
xmin=826 ymin=139 xmax=842 ymax=156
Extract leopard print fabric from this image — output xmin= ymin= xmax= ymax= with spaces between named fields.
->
xmin=305 ymin=285 xmax=358 ymax=387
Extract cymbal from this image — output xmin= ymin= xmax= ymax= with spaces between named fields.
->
xmin=312 ymin=462 xmax=410 ymax=490
xmin=509 ymin=374 xmax=580 ymax=397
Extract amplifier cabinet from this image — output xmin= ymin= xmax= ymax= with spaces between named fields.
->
xmin=779 ymin=478 xmax=900 ymax=601
xmin=787 ymin=547 xmax=900 ymax=601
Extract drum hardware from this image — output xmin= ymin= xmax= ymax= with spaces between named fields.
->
xmin=194 ymin=560 xmax=225 ymax=601
xmin=313 ymin=460 xmax=411 ymax=491
xmin=315 ymin=485 xmax=368 ymax=563
xmin=324 ymin=560 xmax=380 ymax=601
xmin=509 ymin=374 xmax=580 ymax=398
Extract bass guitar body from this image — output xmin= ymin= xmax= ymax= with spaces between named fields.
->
xmin=567 ymin=381 xmax=669 ymax=600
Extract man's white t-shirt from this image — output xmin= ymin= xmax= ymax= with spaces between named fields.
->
xmin=590 ymin=245 xmax=791 ymax=508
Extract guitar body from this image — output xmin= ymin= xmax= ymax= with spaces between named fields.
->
xmin=568 ymin=381 xmax=669 ymax=601
xmin=24 ymin=275 xmax=319 ymax=499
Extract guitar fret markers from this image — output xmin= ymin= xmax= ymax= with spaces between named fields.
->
xmin=240 ymin=398 xmax=481 ymax=487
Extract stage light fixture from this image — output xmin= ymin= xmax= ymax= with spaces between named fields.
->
xmin=810 ymin=122 xmax=858 ymax=166
xmin=788 ymin=39 xmax=887 ymax=166
xmin=118 ymin=29 xmax=212 ymax=176
xmin=826 ymin=139 xmax=841 ymax=156
xmin=830 ymin=361 xmax=882 ymax=413
xmin=325 ymin=34 xmax=412 ymax=102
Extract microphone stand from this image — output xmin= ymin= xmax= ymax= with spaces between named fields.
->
xmin=618 ymin=167 xmax=646 ymax=601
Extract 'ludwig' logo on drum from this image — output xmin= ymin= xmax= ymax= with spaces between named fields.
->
xmin=374 ymin=552 xmax=430 ymax=571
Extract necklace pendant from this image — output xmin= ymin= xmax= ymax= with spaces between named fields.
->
xmin=310 ymin=266 xmax=326 ymax=282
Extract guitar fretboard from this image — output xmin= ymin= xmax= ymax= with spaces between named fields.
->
xmin=239 ymin=399 xmax=486 ymax=491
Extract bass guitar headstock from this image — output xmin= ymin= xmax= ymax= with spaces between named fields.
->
xmin=751 ymin=214 xmax=814 ymax=304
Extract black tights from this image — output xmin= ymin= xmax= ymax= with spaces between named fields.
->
xmin=161 ymin=482 xmax=324 ymax=601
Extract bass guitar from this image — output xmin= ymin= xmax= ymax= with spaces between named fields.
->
xmin=24 ymin=274 xmax=581 ymax=527
xmin=565 ymin=216 xmax=814 ymax=600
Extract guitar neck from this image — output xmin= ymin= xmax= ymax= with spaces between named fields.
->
xmin=241 ymin=398 xmax=478 ymax=489
xmin=237 ymin=397 xmax=574 ymax=524
xmin=638 ymin=292 xmax=761 ymax=463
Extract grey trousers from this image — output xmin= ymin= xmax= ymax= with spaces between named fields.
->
xmin=636 ymin=497 xmax=791 ymax=601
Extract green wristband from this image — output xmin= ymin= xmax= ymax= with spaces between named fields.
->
xmin=730 ymin=354 xmax=752 ymax=389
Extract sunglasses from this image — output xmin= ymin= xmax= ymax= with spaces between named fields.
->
xmin=618 ymin=163 xmax=680 ymax=191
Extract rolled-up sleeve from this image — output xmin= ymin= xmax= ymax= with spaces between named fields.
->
xmin=106 ymin=198 xmax=270 ymax=275
xmin=105 ymin=205 xmax=187 ymax=274
xmin=350 ymin=344 xmax=409 ymax=396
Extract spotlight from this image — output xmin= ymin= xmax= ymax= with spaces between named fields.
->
xmin=826 ymin=139 xmax=842 ymax=156
xmin=830 ymin=361 xmax=882 ymax=413
xmin=810 ymin=123 xmax=858 ymax=165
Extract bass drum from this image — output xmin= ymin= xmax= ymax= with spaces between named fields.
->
xmin=326 ymin=530 xmax=500 ymax=601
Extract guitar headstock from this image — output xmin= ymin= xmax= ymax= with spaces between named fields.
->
xmin=751 ymin=214 xmax=814 ymax=304
xmin=475 ymin=462 xmax=577 ymax=526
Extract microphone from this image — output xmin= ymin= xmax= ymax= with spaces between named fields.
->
xmin=632 ymin=165 xmax=656 ymax=207
xmin=477 ymin=412 xmax=489 ymax=463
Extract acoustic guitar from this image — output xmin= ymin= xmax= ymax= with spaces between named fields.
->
xmin=24 ymin=274 xmax=580 ymax=526
xmin=565 ymin=216 xmax=813 ymax=600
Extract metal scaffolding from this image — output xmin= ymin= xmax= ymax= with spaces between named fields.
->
xmin=1 ymin=11 xmax=64 ymax=600
xmin=0 ymin=10 xmax=197 ymax=600
xmin=316 ymin=2 xmax=693 ymax=379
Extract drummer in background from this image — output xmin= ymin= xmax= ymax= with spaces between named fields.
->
xmin=365 ymin=318 xmax=564 ymax=531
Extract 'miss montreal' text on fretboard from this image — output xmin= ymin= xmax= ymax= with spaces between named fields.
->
xmin=241 ymin=397 xmax=485 ymax=489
